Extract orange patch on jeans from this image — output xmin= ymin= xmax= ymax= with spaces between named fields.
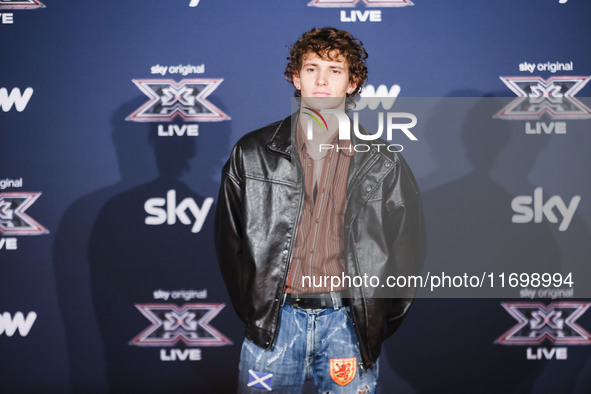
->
xmin=329 ymin=357 xmax=357 ymax=386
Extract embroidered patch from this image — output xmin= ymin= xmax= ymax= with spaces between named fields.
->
xmin=329 ymin=357 xmax=357 ymax=386
xmin=247 ymin=369 xmax=273 ymax=391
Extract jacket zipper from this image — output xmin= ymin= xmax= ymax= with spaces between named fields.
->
xmin=344 ymin=152 xmax=384 ymax=369
xmin=266 ymin=137 xmax=305 ymax=350
xmin=347 ymin=230 xmax=373 ymax=369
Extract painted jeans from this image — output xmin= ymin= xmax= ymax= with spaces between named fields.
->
xmin=237 ymin=304 xmax=378 ymax=393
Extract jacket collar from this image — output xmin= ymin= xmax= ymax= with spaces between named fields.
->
xmin=266 ymin=114 xmax=372 ymax=163
xmin=266 ymin=116 xmax=293 ymax=158
xmin=266 ymin=114 xmax=387 ymax=197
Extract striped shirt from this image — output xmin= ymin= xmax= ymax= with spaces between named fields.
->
xmin=285 ymin=124 xmax=354 ymax=294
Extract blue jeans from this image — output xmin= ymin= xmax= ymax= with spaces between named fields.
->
xmin=237 ymin=304 xmax=379 ymax=393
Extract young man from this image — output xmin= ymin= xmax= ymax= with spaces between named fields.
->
xmin=215 ymin=27 xmax=425 ymax=393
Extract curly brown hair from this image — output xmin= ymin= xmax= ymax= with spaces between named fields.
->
xmin=285 ymin=27 xmax=368 ymax=97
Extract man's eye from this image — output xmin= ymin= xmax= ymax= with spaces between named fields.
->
xmin=332 ymin=69 xmax=342 ymax=74
xmin=306 ymin=67 xmax=316 ymax=72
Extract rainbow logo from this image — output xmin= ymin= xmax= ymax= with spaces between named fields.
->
xmin=302 ymin=107 xmax=328 ymax=130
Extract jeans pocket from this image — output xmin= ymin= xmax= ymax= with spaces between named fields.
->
xmin=341 ymin=305 xmax=355 ymax=323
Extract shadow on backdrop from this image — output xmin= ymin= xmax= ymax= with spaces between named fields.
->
xmin=55 ymin=98 xmax=241 ymax=393
xmin=384 ymin=94 xmax=564 ymax=393
xmin=53 ymin=98 xmax=156 ymax=392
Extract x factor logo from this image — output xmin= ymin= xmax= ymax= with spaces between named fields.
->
xmin=127 ymin=79 xmax=230 ymax=122
xmin=0 ymin=0 xmax=45 ymax=9
xmin=130 ymin=303 xmax=231 ymax=347
xmin=0 ymin=192 xmax=48 ymax=236
xmin=308 ymin=0 xmax=413 ymax=7
xmin=496 ymin=76 xmax=591 ymax=119
xmin=496 ymin=302 xmax=591 ymax=345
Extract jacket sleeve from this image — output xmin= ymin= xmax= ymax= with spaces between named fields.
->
xmin=214 ymin=144 xmax=247 ymax=323
xmin=382 ymin=153 xmax=427 ymax=338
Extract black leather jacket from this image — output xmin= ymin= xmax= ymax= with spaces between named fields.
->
xmin=214 ymin=115 xmax=426 ymax=369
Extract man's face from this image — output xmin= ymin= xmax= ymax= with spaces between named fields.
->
xmin=293 ymin=51 xmax=356 ymax=110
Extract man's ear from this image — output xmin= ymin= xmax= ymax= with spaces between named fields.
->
xmin=347 ymin=78 xmax=359 ymax=95
xmin=293 ymin=72 xmax=301 ymax=90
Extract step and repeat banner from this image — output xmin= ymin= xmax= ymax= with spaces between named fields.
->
xmin=2 ymin=1 xmax=591 ymax=393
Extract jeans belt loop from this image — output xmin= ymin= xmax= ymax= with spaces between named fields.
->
xmin=330 ymin=291 xmax=340 ymax=310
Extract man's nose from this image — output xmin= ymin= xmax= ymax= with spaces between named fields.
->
xmin=316 ymin=70 xmax=328 ymax=85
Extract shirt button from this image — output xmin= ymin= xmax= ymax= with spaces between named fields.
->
xmin=366 ymin=186 xmax=372 ymax=192
xmin=310 ymin=249 xmax=315 ymax=254
xmin=283 ymin=250 xmax=288 ymax=255
xmin=308 ymin=163 xmax=312 ymax=167
xmin=315 ymin=218 xmax=320 ymax=223
xmin=385 ymin=162 xmax=391 ymax=168
xmin=291 ymin=203 xmax=296 ymax=208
